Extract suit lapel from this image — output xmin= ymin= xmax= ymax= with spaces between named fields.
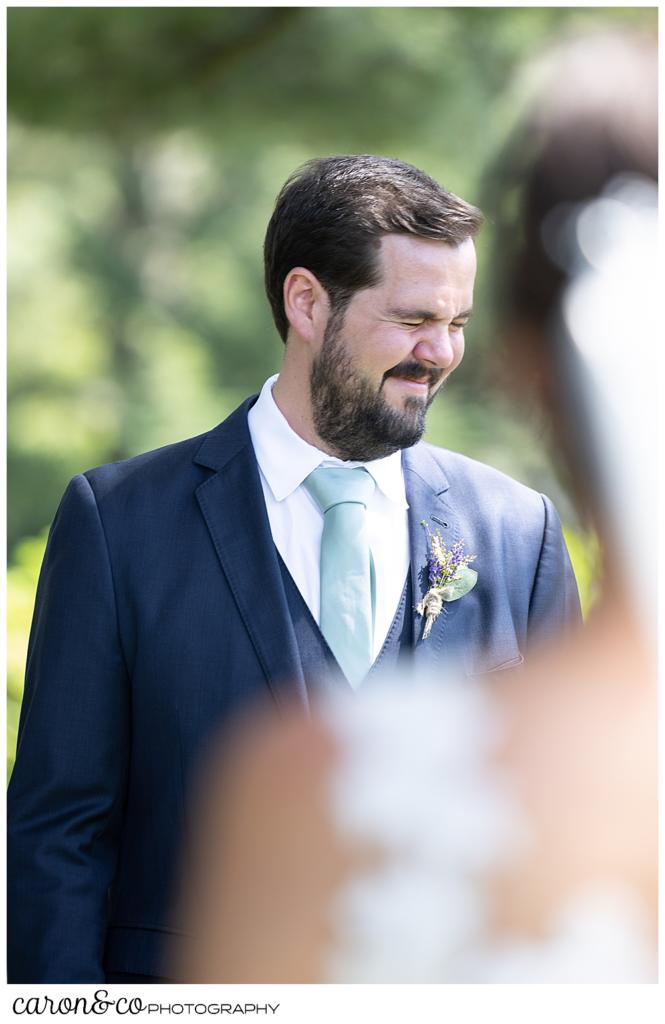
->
xmin=193 ymin=399 xmax=308 ymax=713
xmin=403 ymin=445 xmax=463 ymax=664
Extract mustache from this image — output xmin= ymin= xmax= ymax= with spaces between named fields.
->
xmin=382 ymin=361 xmax=444 ymax=389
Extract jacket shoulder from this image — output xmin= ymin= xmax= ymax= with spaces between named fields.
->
xmin=416 ymin=442 xmax=547 ymax=518
xmin=80 ymin=393 xmax=259 ymax=501
xmin=81 ymin=431 xmax=211 ymax=503
xmin=79 ymin=395 xmax=256 ymax=506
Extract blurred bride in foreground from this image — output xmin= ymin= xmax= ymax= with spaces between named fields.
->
xmin=174 ymin=31 xmax=657 ymax=983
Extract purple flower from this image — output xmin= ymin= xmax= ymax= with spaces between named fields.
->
xmin=417 ymin=521 xmax=478 ymax=642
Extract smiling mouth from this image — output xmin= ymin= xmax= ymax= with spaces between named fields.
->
xmin=383 ymin=364 xmax=443 ymax=391
xmin=392 ymin=376 xmax=429 ymax=388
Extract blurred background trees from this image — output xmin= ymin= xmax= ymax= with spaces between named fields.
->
xmin=7 ymin=6 xmax=653 ymax=772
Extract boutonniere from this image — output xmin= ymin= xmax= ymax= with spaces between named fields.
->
xmin=416 ymin=521 xmax=477 ymax=640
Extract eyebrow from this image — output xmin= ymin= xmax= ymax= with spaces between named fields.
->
xmin=386 ymin=308 xmax=473 ymax=321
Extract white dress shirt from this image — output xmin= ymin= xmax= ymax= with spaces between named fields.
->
xmin=247 ymin=375 xmax=410 ymax=660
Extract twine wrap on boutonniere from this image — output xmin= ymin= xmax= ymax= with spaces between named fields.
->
xmin=415 ymin=521 xmax=477 ymax=640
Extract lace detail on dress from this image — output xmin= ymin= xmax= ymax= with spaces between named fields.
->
xmin=320 ymin=678 xmax=656 ymax=983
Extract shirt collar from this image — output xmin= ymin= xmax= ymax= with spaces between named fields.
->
xmin=247 ymin=374 xmax=408 ymax=508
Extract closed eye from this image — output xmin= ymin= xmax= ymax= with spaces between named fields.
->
xmin=400 ymin=318 xmax=469 ymax=330
xmin=388 ymin=308 xmax=473 ymax=328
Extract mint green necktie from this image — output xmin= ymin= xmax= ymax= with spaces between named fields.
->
xmin=304 ymin=466 xmax=376 ymax=688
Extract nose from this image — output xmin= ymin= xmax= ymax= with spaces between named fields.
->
xmin=411 ymin=324 xmax=461 ymax=370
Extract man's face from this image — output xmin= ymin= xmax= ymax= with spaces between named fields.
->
xmin=310 ymin=233 xmax=477 ymax=461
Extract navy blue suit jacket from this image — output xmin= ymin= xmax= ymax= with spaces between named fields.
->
xmin=7 ymin=396 xmax=581 ymax=982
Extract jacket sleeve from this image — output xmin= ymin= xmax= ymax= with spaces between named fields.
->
xmin=526 ymin=493 xmax=583 ymax=650
xmin=7 ymin=473 xmax=131 ymax=982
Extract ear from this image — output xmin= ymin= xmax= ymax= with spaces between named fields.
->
xmin=283 ymin=267 xmax=329 ymax=345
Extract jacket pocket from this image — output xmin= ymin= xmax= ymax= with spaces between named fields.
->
xmin=465 ymin=651 xmax=524 ymax=678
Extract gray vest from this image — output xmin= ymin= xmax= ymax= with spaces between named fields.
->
xmin=277 ymin=552 xmax=414 ymax=695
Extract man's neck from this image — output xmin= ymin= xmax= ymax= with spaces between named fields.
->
xmin=272 ymin=364 xmax=334 ymax=455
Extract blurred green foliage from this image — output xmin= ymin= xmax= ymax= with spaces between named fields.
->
xmin=7 ymin=7 xmax=653 ymax=772
xmin=562 ymin=528 xmax=602 ymax=621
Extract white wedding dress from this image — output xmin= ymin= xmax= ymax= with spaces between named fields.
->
xmin=318 ymin=179 xmax=657 ymax=985
xmin=319 ymin=677 xmax=655 ymax=984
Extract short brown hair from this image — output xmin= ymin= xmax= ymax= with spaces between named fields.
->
xmin=264 ymin=154 xmax=484 ymax=342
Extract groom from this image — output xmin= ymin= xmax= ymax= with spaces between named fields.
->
xmin=8 ymin=155 xmax=581 ymax=983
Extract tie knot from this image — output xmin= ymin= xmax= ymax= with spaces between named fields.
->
xmin=304 ymin=466 xmax=375 ymax=514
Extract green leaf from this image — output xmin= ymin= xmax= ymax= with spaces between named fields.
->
xmin=440 ymin=565 xmax=477 ymax=602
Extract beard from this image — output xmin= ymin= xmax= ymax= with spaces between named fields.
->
xmin=309 ymin=306 xmax=445 ymax=462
